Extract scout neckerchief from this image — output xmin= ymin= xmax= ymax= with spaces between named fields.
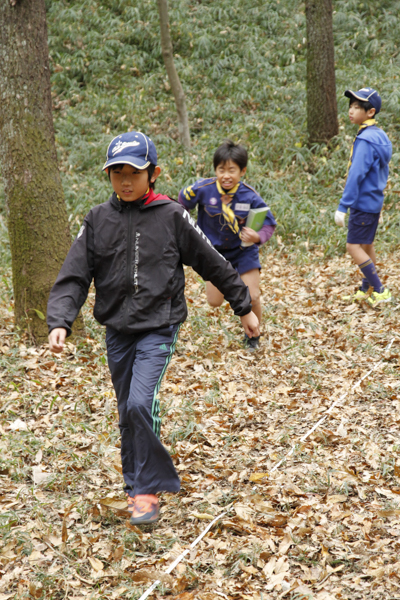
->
xmin=216 ymin=180 xmax=240 ymax=235
xmin=346 ymin=118 xmax=377 ymax=177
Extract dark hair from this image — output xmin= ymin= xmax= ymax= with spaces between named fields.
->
xmin=349 ymin=98 xmax=374 ymax=113
xmin=146 ymin=164 xmax=156 ymax=189
xmin=108 ymin=163 xmax=157 ymax=189
xmin=213 ymin=140 xmax=248 ymax=171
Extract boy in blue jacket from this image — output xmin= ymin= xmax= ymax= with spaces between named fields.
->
xmin=335 ymin=87 xmax=392 ymax=307
xmin=179 ymin=140 xmax=276 ymax=349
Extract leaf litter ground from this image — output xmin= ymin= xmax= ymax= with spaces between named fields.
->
xmin=1 ymin=248 xmax=400 ymax=600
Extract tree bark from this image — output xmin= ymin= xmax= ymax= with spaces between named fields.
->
xmin=157 ymin=0 xmax=191 ymax=148
xmin=305 ymin=0 xmax=338 ymax=144
xmin=0 ymin=0 xmax=83 ymax=343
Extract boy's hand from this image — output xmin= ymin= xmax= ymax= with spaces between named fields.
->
xmin=334 ymin=210 xmax=346 ymax=227
xmin=240 ymin=311 xmax=260 ymax=338
xmin=48 ymin=328 xmax=67 ymax=353
xmin=240 ymin=227 xmax=261 ymax=245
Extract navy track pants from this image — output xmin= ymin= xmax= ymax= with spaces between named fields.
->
xmin=106 ymin=323 xmax=181 ymax=497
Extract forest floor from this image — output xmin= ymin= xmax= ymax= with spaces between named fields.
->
xmin=1 ymin=247 xmax=400 ymax=600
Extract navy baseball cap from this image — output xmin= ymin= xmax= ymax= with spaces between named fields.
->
xmin=102 ymin=131 xmax=157 ymax=170
xmin=344 ymin=87 xmax=382 ymax=114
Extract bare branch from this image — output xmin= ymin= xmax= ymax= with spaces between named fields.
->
xmin=157 ymin=0 xmax=190 ymax=149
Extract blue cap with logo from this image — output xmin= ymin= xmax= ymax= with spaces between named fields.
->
xmin=344 ymin=87 xmax=382 ymax=114
xmin=102 ymin=131 xmax=157 ymax=170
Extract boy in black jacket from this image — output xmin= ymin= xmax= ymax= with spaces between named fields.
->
xmin=47 ymin=131 xmax=259 ymax=525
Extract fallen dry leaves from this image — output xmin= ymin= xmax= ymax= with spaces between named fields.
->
xmin=0 ymin=248 xmax=399 ymax=600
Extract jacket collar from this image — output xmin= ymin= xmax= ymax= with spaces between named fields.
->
xmin=110 ymin=190 xmax=172 ymax=211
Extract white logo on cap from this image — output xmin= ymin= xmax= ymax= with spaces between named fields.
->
xmin=112 ymin=140 xmax=140 ymax=156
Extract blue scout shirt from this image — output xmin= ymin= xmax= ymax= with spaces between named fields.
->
xmin=178 ymin=178 xmax=276 ymax=250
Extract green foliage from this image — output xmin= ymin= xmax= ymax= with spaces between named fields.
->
xmin=0 ymin=0 xmax=399 ymax=262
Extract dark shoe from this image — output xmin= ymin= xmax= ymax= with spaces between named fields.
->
xmin=244 ymin=334 xmax=260 ymax=350
xmin=130 ymin=494 xmax=159 ymax=525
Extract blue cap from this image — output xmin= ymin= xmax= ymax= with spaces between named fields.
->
xmin=344 ymin=87 xmax=382 ymax=114
xmin=102 ymin=131 xmax=157 ymax=170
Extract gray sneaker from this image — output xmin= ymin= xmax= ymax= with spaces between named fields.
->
xmin=244 ymin=334 xmax=260 ymax=351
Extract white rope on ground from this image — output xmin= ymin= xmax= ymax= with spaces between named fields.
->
xmin=269 ymin=336 xmax=396 ymax=473
xmin=137 ymin=512 xmax=226 ymax=600
xmin=137 ymin=336 xmax=397 ymax=599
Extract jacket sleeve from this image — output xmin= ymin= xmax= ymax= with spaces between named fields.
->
xmin=175 ymin=206 xmax=252 ymax=316
xmin=338 ymin=139 xmax=374 ymax=212
xmin=258 ymin=223 xmax=276 ymax=245
xmin=257 ymin=209 xmax=277 ymax=245
xmin=46 ymin=215 xmax=94 ymax=336
xmin=178 ymin=180 xmax=201 ymax=211
xmin=246 ymin=190 xmax=277 ymax=244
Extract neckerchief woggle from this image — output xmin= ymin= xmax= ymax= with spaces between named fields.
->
xmin=346 ymin=119 xmax=377 ymax=177
xmin=216 ymin=180 xmax=240 ymax=235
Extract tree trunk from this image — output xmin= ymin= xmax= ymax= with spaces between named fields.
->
xmin=305 ymin=0 xmax=338 ymax=144
xmin=157 ymin=0 xmax=191 ymax=149
xmin=0 ymin=0 xmax=83 ymax=343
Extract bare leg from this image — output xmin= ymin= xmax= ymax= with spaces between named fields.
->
xmin=206 ymin=269 xmax=262 ymax=325
xmin=241 ymin=269 xmax=262 ymax=325
xmin=206 ymin=281 xmax=224 ymax=307
xmin=347 ymin=242 xmax=385 ymax=295
xmin=361 ymin=243 xmax=376 ymax=264
xmin=347 ymin=242 xmax=376 ymax=265
xmin=346 ymin=243 xmax=369 ymax=265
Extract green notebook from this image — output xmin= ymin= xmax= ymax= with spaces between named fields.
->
xmin=241 ymin=206 xmax=269 ymax=247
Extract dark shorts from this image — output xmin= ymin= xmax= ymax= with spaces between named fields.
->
xmin=217 ymin=243 xmax=261 ymax=275
xmin=347 ymin=209 xmax=380 ymax=245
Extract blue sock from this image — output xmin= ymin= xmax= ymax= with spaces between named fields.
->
xmin=360 ymin=278 xmax=370 ymax=292
xmin=358 ymin=259 xmax=384 ymax=293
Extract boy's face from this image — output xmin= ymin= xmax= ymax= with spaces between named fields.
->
xmin=109 ymin=164 xmax=160 ymax=201
xmin=215 ymin=160 xmax=246 ymax=191
xmin=349 ymin=101 xmax=376 ymax=126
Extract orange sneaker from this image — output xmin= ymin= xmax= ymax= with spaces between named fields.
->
xmin=130 ymin=494 xmax=159 ymax=525
xmin=125 ymin=493 xmax=135 ymax=517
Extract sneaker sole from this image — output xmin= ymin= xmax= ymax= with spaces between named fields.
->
xmin=342 ymin=294 xmax=368 ymax=302
xmin=130 ymin=516 xmax=159 ymax=525
xmin=368 ymin=298 xmax=392 ymax=307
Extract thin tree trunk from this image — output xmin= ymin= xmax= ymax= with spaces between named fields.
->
xmin=305 ymin=0 xmax=338 ymax=144
xmin=0 ymin=0 xmax=83 ymax=343
xmin=157 ymin=0 xmax=191 ymax=148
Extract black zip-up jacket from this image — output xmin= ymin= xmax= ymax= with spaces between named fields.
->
xmin=47 ymin=192 xmax=252 ymax=336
